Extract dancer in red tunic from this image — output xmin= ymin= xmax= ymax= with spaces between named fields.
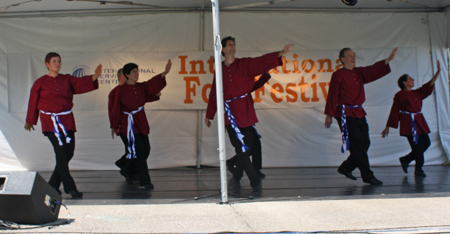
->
xmin=324 ymin=47 xmax=397 ymax=185
xmin=108 ymin=68 xmax=161 ymax=183
xmin=112 ymin=60 xmax=171 ymax=189
xmin=205 ymin=36 xmax=293 ymax=193
xmin=25 ymin=52 xmax=102 ymax=198
xmin=226 ymin=72 xmax=271 ymax=178
xmin=382 ymin=61 xmax=441 ymax=177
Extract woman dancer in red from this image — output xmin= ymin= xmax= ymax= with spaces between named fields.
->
xmin=112 ymin=60 xmax=171 ymax=189
xmin=382 ymin=61 xmax=441 ymax=177
xmin=25 ymin=52 xmax=102 ymax=198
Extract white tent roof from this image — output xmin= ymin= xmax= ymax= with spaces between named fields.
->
xmin=1 ymin=0 xmax=450 ymax=17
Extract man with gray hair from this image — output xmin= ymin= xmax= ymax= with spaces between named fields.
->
xmin=324 ymin=47 xmax=397 ymax=185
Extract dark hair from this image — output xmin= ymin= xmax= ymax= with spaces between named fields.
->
xmin=45 ymin=52 xmax=61 ymax=64
xmin=122 ymin=63 xmax=138 ymax=80
xmin=398 ymin=74 xmax=409 ymax=90
xmin=339 ymin=48 xmax=352 ymax=64
xmin=117 ymin=68 xmax=124 ymax=82
xmin=221 ymin=36 xmax=235 ymax=56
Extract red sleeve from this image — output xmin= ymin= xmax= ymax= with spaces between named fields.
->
xmin=386 ymin=93 xmax=400 ymax=129
xmin=69 ymin=75 xmax=99 ymax=94
xmin=360 ymin=60 xmax=391 ymax=84
xmin=143 ymin=74 xmax=167 ymax=95
xmin=252 ymin=73 xmax=271 ymax=92
xmin=145 ymin=94 xmax=160 ymax=103
xmin=25 ymin=78 xmax=41 ymax=125
xmin=324 ymin=72 xmax=340 ymax=116
xmin=418 ymin=79 xmax=435 ymax=99
xmin=111 ymin=87 xmax=122 ymax=130
xmin=244 ymin=52 xmax=282 ymax=78
xmin=205 ymin=76 xmax=217 ymax=120
xmin=108 ymin=88 xmax=116 ymax=128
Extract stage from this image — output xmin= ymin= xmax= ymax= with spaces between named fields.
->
xmin=4 ymin=165 xmax=450 ymax=233
xmin=41 ymin=165 xmax=450 ymax=205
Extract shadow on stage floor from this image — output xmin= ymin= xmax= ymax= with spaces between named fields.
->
xmin=39 ymin=165 xmax=450 ymax=205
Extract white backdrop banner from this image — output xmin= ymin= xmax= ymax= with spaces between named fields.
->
xmin=0 ymin=12 xmax=449 ymax=171
xmin=8 ymin=48 xmax=415 ymax=112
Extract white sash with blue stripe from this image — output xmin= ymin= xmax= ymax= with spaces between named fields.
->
xmin=340 ymin=104 xmax=362 ymax=153
xmin=124 ymin=106 xmax=144 ymax=159
xmin=40 ymin=110 xmax=72 ymax=146
xmin=400 ymin=110 xmax=421 ymax=145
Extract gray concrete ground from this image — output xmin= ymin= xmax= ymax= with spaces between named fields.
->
xmin=4 ymin=196 xmax=450 ymax=233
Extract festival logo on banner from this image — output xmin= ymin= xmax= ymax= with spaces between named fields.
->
xmin=72 ymin=65 xmax=91 ymax=78
xmin=73 ymin=65 xmax=157 ymax=85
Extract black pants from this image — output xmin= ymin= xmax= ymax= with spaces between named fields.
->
xmin=225 ymin=125 xmax=260 ymax=187
xmin=403 ymin=134 xmax=431 ymax=173
xmin=45 ymin=131 xmax=77 ymax=193
xmin=337 ymin=116 xmax=375 ymax=181
xmin=115 ymin=134 xmax=131 ymax=169
xmin=227 ymin=127 xmax=262 ymax=171
xmin=121 ymin=133 xmax=151 ymax=186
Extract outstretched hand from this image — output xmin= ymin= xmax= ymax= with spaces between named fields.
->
xmin=95 ymin=64 xmax=102 ymax=76
xmin=92 ymin=64 xmax=102 ymax=81
xmin=24 ymin=123 xmax=35 ymax=131
xmin=381 ymin=127 xmax=389 ymax=138
xmin=385 ymin=47 xmax=397 ymax=64
xmin=163 ymin=59 xmax=172 ymax=76
xmin=204 ymin=118 xmax=211 ymax=128
xmin=324 ymin=115 xmax=332 ymax=128
xmin=279 ymin=44 xmax=294 ymax=57
xmin=429 ymin=60 xmax=441 ymax=87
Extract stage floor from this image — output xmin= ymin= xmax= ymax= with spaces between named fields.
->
xmin=39 ymin=165 xmax=450 ymax=205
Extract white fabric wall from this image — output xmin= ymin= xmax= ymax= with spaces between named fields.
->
xmin=0 ymin=12 xmax=449 ymax=171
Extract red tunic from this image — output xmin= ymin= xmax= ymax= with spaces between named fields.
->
xmin=108 ymin=85 xmax=160 ymax=133
xmin=112 ymin=74 xmax=166 ymax=135
xmin=386 ymin=80 xmax=434 ymax=136
xmin=206 ymin=52 xmax=282 ymax=127
xmin=26 ymin=74 xmax=99 ymax=133
xmin=253 ymin=73 xmax=271 ymax=91
xmin=324 ymin=60 xmax=391 ymax=118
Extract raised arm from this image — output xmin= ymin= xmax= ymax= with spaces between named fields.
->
xmin=252 ymin=73 xmax=271 ymax=92
xmin=385 ymin=47 xmax=397 ymax=65
xmin=278 ymin=44 xmax=294 ymax=57
xmin=161 ymin=60 xmax=172 ymax=78
xmin=92 ymin=64 xmax=102 ymax=81
xmin=428 ymin=60 xmax=441 ymax=87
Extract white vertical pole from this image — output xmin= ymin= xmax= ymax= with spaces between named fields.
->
xmin=211 ymin=0 xmax=228 ymax=203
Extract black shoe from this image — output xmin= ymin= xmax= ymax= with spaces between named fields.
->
xmin=68 ymin=190 xmax=83 ymax=198
xmin=257 ymin=171 xmax=266 ymax=179
xmin=363 ymin=178 xmax=383 ymax=185
xmin=252 ymin=183 xmax=262 ymax=195
xmin=231 ymin=179 xmax=240 ymax=190
xmin=338 ymin=170 xmax=357 ymax=180
xmin=139 ymin=183 xmax=154 ymax=190
xmin=414 ymin=171 xmax=426 ymax=177
xmin=399 ymin=157 xmax=409 ymax=174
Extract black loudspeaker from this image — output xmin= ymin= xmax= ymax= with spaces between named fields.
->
xmin=0 ymin=171 xmax=62 ymax=224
